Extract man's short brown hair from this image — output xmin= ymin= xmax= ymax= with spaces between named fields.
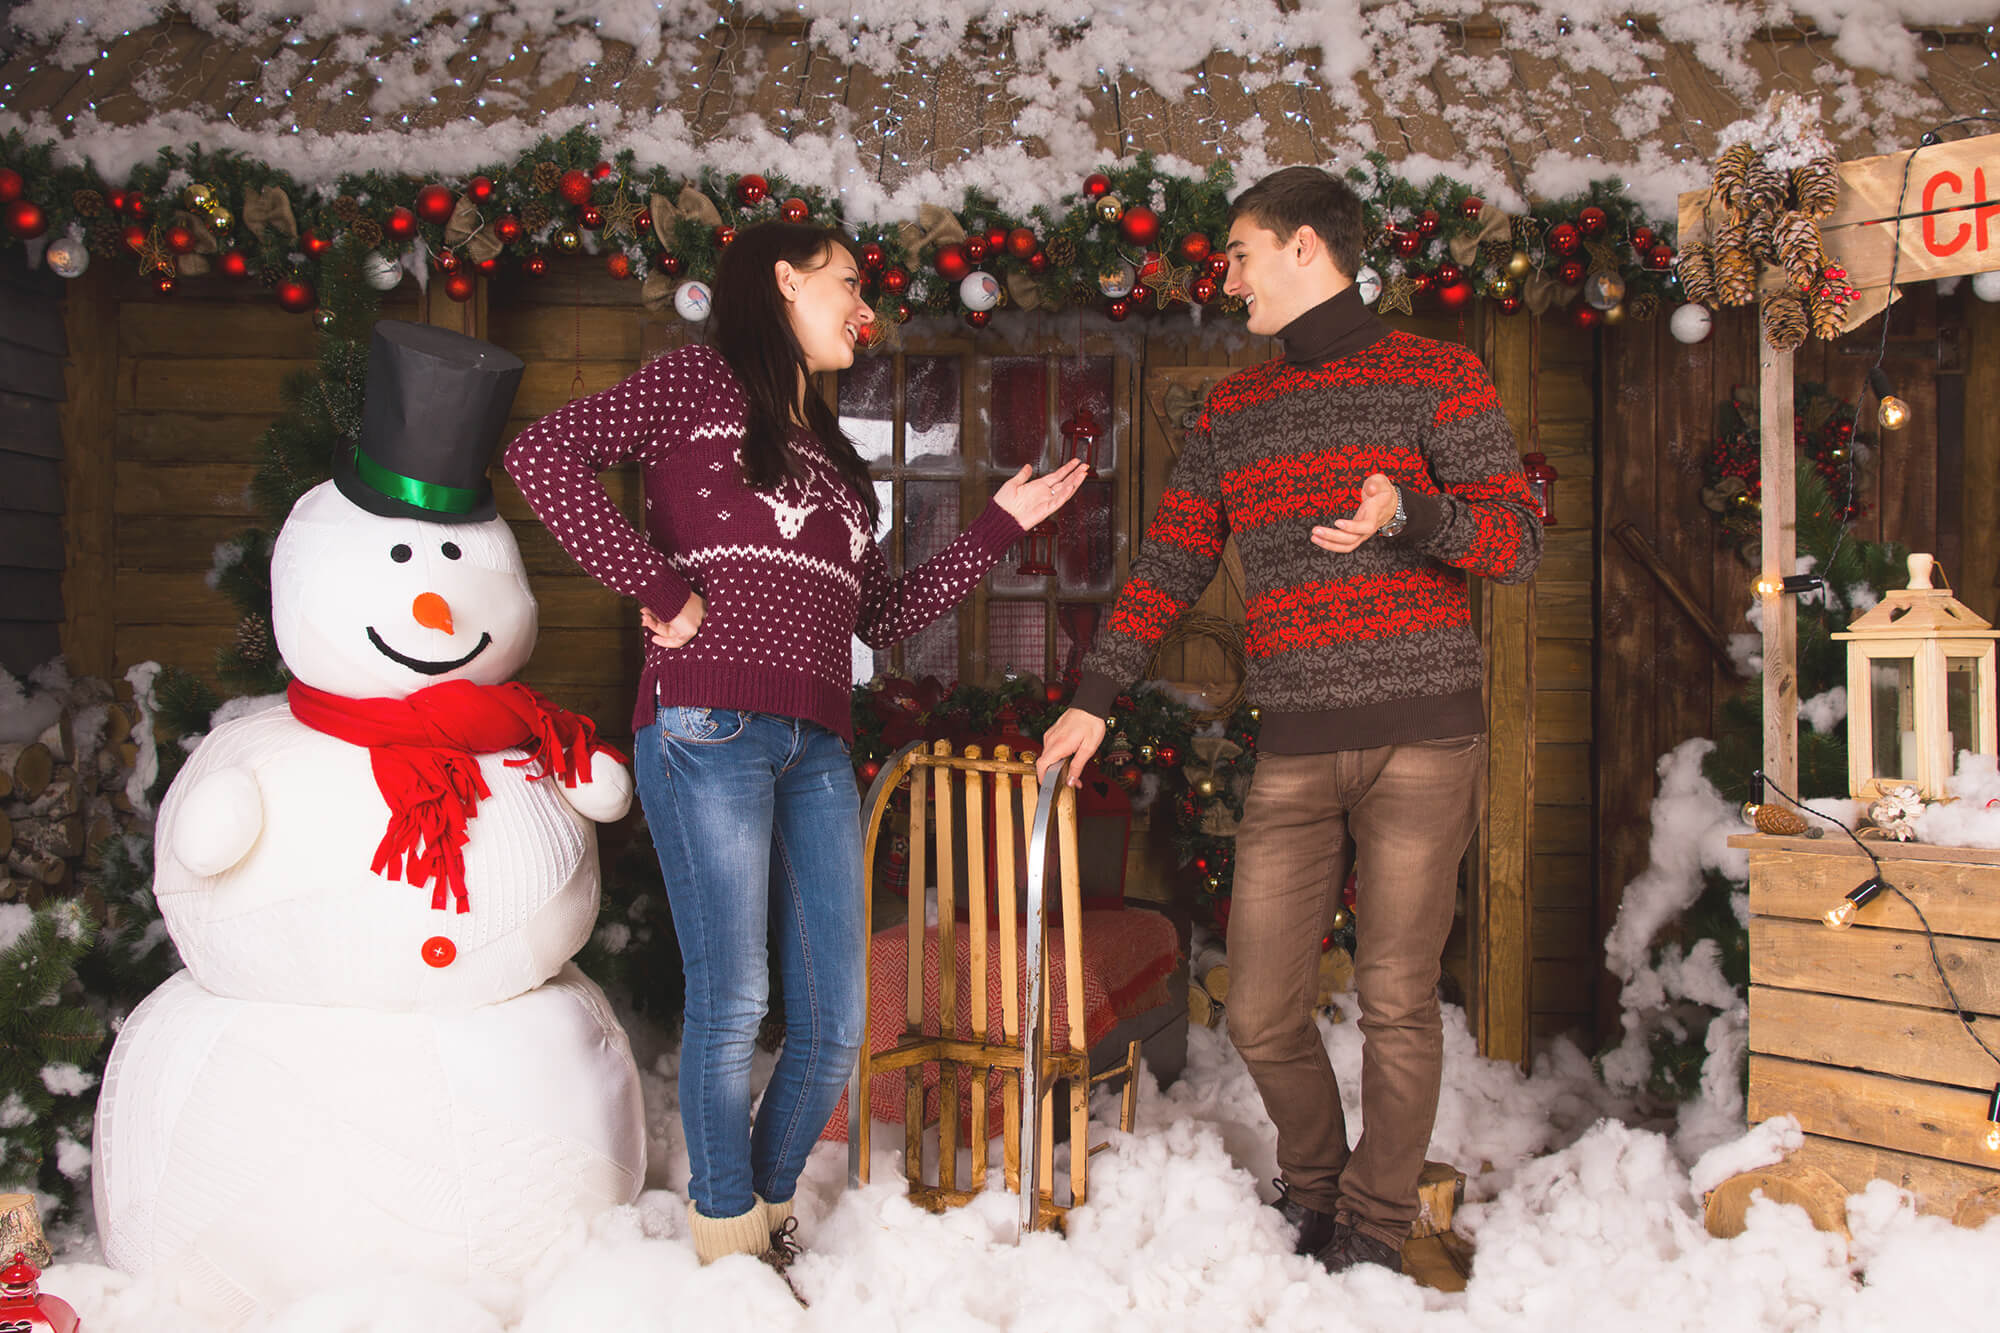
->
xmin=1227 ymin=167 xmax=1365 ymax=280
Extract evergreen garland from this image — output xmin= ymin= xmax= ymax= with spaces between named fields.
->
xmin=0 ymin=900 xmax=105 ymax=1213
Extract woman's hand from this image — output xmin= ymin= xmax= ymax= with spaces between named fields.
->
xmin=641 ymin=592 xmax=706 ymax=649
xmin=994 ymin=459 xmax=1091 ymax=529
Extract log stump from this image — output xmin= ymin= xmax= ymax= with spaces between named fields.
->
xmin=1702 ymin=1158 xmax=1851 ymax=1240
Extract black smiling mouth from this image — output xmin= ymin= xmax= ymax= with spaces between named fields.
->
xmin=366 ymin=628 xmax=493 ymax=675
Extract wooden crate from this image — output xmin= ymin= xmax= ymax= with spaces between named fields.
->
xmin=1738 ymin=833 xmax=2000 ymax=1221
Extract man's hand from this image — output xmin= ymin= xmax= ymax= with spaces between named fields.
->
xmin=640 ymin=592 xmax=705 ymax=649
xmin=1311 ymin=473 xmax=1398 ymax=553
xmin=1035 ymin=707 xmax=1107 ymax=789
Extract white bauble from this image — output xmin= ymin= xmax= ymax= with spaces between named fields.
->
xmin=362 ymin=249 xmax=404 ymax=291
xmin=673 ymin=279 xmax=712 ymax=322
xmin=1972 ymin=268 xmax=2000 ymax=303
xmin=1096 ymin=260 xmax=1135 ymax=299
xmin=959 ymin=270 xmax=1001 ymax=312
xmin=1356 ymin=265 xmax=1382 ymax=305
xmin=94 ymin=966 xmax=646 ymax=1330
xmin=44 ymin=232 xmax=88 ymax=278
xmin=1584 ymin=272 xmax=1626 ymax=310
xmin=1670 ymin=302 xmax=1714 ymax=344
xmin=271 ymin=481 xmax=536 ymax=698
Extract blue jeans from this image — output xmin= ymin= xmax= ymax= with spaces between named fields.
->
xmin=634 ymin=705 xmax=867 ymax=1219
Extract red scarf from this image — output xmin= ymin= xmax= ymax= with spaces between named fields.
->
xmin=287 ymin=679 xmax=625 ymax=913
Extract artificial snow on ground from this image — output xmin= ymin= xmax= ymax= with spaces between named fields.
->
xmin=44 ymin=993 xmax=2000 ymax=1332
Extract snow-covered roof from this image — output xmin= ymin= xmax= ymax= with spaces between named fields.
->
xmin=1 ymin=3 xmax=1993 ymax=221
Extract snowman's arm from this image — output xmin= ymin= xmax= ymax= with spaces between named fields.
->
xmin=557 ymin=754 xmax=633 ymax=824
xmin=170 ymin=766 xmax=265 ymax=876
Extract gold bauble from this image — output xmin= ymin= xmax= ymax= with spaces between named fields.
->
xmin=1095 ymin=194 xmax=1126 ymax=224
xmin=1602 ymin=302 xmax=1626 ymax=325
xmin=1195 ymin=776 xmax=1217 ymax=797
xmin=1137 ymin=743 xmax=1156 ymax=764
xmin=207 ymin=205 xmax=233 ymax=233
xmin=183 ymin=183 xmax=214 ymax=210
xmin=1487 ymin=274 xmax=1518 ymax=299
xmin=1247 ymin=706 xmax=1261 ymax=723
xmin=1103 ymin=714 xmax=1119 ymax=731
xmin=1507 ymin=249 xmax=1532 ymax=277
xmin=1330 ymin=907 xmax=1352 ymax=930
xmin=1205 ymin=873 xmax=1224 ymax=892
xmin=555 ymin=226 xmax=582 ymax=254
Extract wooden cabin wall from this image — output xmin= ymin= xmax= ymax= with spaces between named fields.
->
xmin=2 ymin=254 xmax=67 ymax=677
xmin=1598 ymin=287 xmax=1958 ymax=1040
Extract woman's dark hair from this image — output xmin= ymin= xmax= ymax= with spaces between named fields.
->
xmin=709 ymin=221 xmax=879 ymax=529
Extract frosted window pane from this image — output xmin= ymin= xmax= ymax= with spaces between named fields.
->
xmin=905 ymin=356 xmax=961 ymax=469
xmin=838 ymin=355 xmax=895 ymax=465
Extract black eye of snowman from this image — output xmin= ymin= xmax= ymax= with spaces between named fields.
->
xmin=441 ymin=542 xmax=462 ymax=560
xmin=391 ymin=544 xmax=413 ymax=563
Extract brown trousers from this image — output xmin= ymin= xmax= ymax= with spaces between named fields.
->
xmin=1224 ymin=735 xmax=1486 ymax=1250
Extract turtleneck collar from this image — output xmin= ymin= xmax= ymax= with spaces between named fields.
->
xmin=1277 ymin=284 xmax=1389 ymax=366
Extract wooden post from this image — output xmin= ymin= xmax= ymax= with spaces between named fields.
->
xmin=1759 ymin=340 xmax=1799 ymax=798
xmin=58 ymin=266 xmax=117 ymax=678
xmin=1476 ymin=580 xmax=1536 ymax=1068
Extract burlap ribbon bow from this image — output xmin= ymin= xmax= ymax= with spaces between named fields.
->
xmin=1161 ymin=380 xmax=1216 ymax=430
xmin=896 ymin=203 xmax=965 ymax=257
xmin=648 ymin=187 xmax=722 ymax=239
xmin=242 ymin=185 xmax=296 ymax=243
xmin=171 ymin=209 xmax=221 ymax=275
xmin=1186 ymin=736 xmax=1246 ymax=835
xmin=444 ymin=196 xmax=503 ymax=263
xmin=1449 ymin=204 xmax=1513 ymax=266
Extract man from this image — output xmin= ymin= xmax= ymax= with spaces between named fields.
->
xmin=1036 ymin=166 xmax=1542 ymax=1274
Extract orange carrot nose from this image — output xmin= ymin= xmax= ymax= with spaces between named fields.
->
xmin=412 ymin=592 xmax=454 ymax=634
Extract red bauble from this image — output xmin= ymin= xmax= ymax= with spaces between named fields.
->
xmin=1083 ymin=173 xmax=1112 ymax=198
xmin=935 ymin=243 xmax=971 ymax=281
xmin=1579 ymin=206 xmax=1608 ymax=236
xmin=276 ymin=278 xmax=316 ymax=313
xmin=859 ymin=760 xmax=882 ymax=782
xmin=964 ymin=308 xmax=991 ymax=328
xmin=218 ymin=250 xmax=250 ymax=279
xmin=558 ymin=169 xmax=593 ymax=205
xmin=155 ymin=271 xmax=176 ymax=295
xmin=524 ymin=253 xmax=548 ymax=277
xmin=435 ymin=248 xmax=461 ymax=273
xmin=1008 ymin=227 xmax=1038 ymax=258
xmin=1460 ymin=195 xmax=1484 ymax=220
xmin=1575 ymin=304 xmax=1603 ymax=330
xmin=468 ymin=174 xmax=495 ymax=202
xmin=592 ymin=159 xmax=614 ymax=181
xmin=1205 ymin=252 xmax=1229 ymax=280
xmin=444 ymin=272 xmax=476 ymax=303
xmin=1497 ymin=293 xmax=1524 ymax=315
xmin=1191 ymin=275 xmax=1218 ymax=304
xmin=1128 ymin=280 xmax=1155 ymax=307
xmin=1393 ymin=230 xmax=1422 ymax=258
xmin=733 ymin=173 xmax=768 ymax=206
xmin=494 ymin=215 xmax=522 ymax=243
xmin=300 ymin=230 xmax=329 ymax=257
xmin=125 ymin=196 xmax=148 ymax=221
xmin=415 ymin=183 xmax=456 ymax=225
xmin=1647 ymin=244 xmax=1674 ymax=270
xmin=1558 ymin=258 xmax=1586 ymax=285
xmin=962 ymin=235 xmax=989 ymax=264
xmin=0 ymin=168 xmax=21 ymax=202
xmin=1416 ymin=209 xmax=1440 ymax=237
xmin=4 ymin=200 xmax=46 ymax=240
xmin=882 ymin=266 xmax=909 ymax=294
xmin=981 ymin=226 xmax=1005 ymax=252
xmin=1437 ymin=281 xmax=1473 ymax=311
xmin=1412 ymin=270 xmax=1434 ymax=293
xmin=106 ymin=189 xmax=128 ymax=213
xmin=1178 ymin=232 xmax=1212 ymax=262
xmin=476 ymin=256 xmax=498 ymax=273
xmin=634 ymin=208 xmax=651 ymax=233
xmin=1028 ymin=250 xmax=1048 ymax=273
xmin=859 ymin=242 xmax=885 ymax=270
xmin=386 ymin=206 xmax=418 ymax=240
xmin=120 ymin=223 xmax=146 ymax=252
xmin=660 ymin=253 xmax=685 ymax=277
xmin=579 ymin=203 xmax=603 ymax=229
xmin=1120 ymin=205 xmax=1161 ymax=246
xmin=606 ymin=252 xmax=632 ymax=279
xmin=1106 ymin=297 xmax=1130 ymax=321
xmin=895 ymin=300 xmax=913 ymax=323
xmin=1156 ymin=744 xmax=1181 ymax=767
xmin=1549 ymin=222 xmax=1581 ymax=255
xmin=1432 ymin=261 xmax=1462 ymax=288
xmin=713 ymin=225 xmax=736 ymax=247
xmin=781 ymin=197 xmax=809 ymax=223
xmin=1630 ymin=226 xmax=1654 ymax=252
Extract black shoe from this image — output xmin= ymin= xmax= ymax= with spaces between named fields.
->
xmin=1315 ymin=1220 xmax=1404 ymax=1275
xmin=760 ymin=1217 xmax=809 ymax=1306
xmin=1268 ymin=1178 xmax=1341 ymax=1256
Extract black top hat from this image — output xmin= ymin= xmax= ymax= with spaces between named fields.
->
xmin=331 ymin=320 xmax=526 ymax=524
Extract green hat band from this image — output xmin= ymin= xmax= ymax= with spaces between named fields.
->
xmin=352 ymin=446 xmax=483 ymax=514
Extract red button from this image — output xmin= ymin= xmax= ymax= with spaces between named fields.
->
xmin=421 ymin=936 xmax=457 ymax=968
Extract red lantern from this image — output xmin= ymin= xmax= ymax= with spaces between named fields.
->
xmin=445 ymin=271 xmax=476 ymax=303
xmin=276 ymin=277 xmax=316 ymax=313
xmin=935 ymin=244 xmax=970 ymax=281
xmin=1521 ymin=451 xmax=1558 ymax=526
xmin=592 ymin=159 xmax=615 ymax=181
xmin=733 ymin=173 xmax=768 ymax=206
xmin=859 ymin=242 xmax=885 ymax=270
xmin=1549 ymin=222 xmax=1581 ymax=255
xmin=606 ymin=252 xmax=632 ymax=279
xmin=1016 ymin=521 xmax=1057 ymax=575
xmin=524 ymin=252 xmax=548 ymax=277
xmin=468 ymin=174 xmax=495 ymax=202
xmin=415 ymin=183 xmax=456 ymax=225
xmin=386 ymin=206 xmax=418 ymax=240
xmin=1120 ymin=205 xmax=1161 ymax=246
xmin=559 ymin=169 xmax=593 ymax=205
xmin=964 ymin=308 xmax=991 ymax=328
xmin=5 ymin=200 xmax=47 ymax=240
xmin=1060 ymin=406 xmax=1103 ymax=468
xmin=579 ymin=203 xmax=603 ymax=229
xmin=1106 ymin=297 xmax=1130 ymax=322
xmin=962 ymin=234 xmax=989 ymax=264
xmin=1416 ymin=209 xmax=1440 ymax=237
xmin=1083 ymin=173 xmax=1111 ymax=198
xmin=1191 ymin=275 xmax=1218 ymax=304
xmin=0 ymin=1252 xmax=79 ymax=1333
xmin=494 ymin=215 xmax=522 ymax=244
xmin=0 ymin=168 xmax=21 ymax=203
xmin=882 ymin=266 xmax=908 ymax=294
xmin=218 ymin=250 xmax=250 ymax=279
xmin=781 ymin=197 xmax=809 ymax=223
xmin=1579 ymin=206 xmax=1607 ymax=236
xmin=1178 ymin=232 xmax=1212 ymax=262
xmin=1008 ymin=227 xmax=1038 ymax=258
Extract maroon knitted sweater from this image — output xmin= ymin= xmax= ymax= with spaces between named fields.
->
xmin=505 ymin=345 xmax=1023 ymax=740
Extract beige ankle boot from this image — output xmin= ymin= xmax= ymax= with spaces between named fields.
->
xmin=686 ymin=1198 xmax=770 ymax=1264
xmin=759 ymin=1194 xmax=795 ymax=1233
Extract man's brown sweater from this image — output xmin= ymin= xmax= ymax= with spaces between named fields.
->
xmin=1074 ymin=286 xmax=1543 ymax=754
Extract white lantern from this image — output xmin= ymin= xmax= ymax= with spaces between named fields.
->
xmin=1833 ymin=552 xmax=1999 ymax=800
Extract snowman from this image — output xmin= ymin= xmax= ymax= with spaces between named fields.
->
xmin=93 ymin=322 xmax=647 ymax=1328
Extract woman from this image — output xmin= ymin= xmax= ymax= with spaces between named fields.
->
xmin=505 ymin=222 xmax=1086 ymax=1275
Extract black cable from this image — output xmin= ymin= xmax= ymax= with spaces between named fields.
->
xmin=1756 ymin=768 xmax=2000 ymax=1071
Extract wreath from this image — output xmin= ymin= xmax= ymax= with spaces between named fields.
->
xmin=1700 ymin=381 xmax=1870 ymax=562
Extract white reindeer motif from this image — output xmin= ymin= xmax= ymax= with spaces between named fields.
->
xmin=842 ymin=511 xmax=869 ymax=562
xmin=755 ymin=488 xmax=817 ymax=539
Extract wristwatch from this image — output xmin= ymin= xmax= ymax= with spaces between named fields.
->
xmin=1378 ymin=485 xmax=1407 ymax=538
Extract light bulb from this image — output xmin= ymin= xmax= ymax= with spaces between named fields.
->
xmin=1986 ymin=1085 xmax=2000 ymax=1151
xmin=1754 ymin=576 xmax=1781 ymax=598
xmin=1878 ymin=395 xmax=1910 ymax=431
xmin=1824 ymin=899 xmax=1859 ymax=929
xmin=1986 ymin=1124 xmax=2000 ymax=1153
xmin=1824 ymin=876 xmax=1886 ymax=929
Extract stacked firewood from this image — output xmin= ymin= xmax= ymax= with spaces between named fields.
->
xmin=3 ymin=677 xmax=142 ymax=906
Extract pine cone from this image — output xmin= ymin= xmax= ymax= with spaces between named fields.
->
xmin=1762 ymin=290 xmax=1808 ymax=351
xmin=350 ymin=218 xmax=383 ymax=248
xmin=1711 ymin=143 xmax=1758 ymax=215
xmin=73 ymin=189 xmax=105 ymax=218
xmin=1629 ymin=291 xmax=1660 ymax=321
xmin=89 ymin=219 xmax=122 ymax=253
xmin=234 ymin=614 xmax=274 ymax=666
xmin=1775 ymin=210 xmax=1825 ymax=291
xmin=532 ymin=161 xmax=563 ymax=193
xmin=1711 ymin=222 xmax=1760 ymax=306
xmin=1744 ymin=209 xmax=1782 ymax=264
xmin=332 ymin=195 xmax=361 ymax=223
xmin=1744 ymin=156 xmax=1787 ymax=217
xmin=1046 ymin=232 xmax=1078 ymax=267
xmin=522 ymin=200 xmax=553 ymax=233
xmin=1807 ymin=284 xmax=1847 ymax=341
xmin=1479 ymin=237 xmax=1512 ymax=268
xmin=1792 ymin=155 xmax=1839 ymax=217
xmin=1675 ymin=242 xmax=1717 ymax=305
